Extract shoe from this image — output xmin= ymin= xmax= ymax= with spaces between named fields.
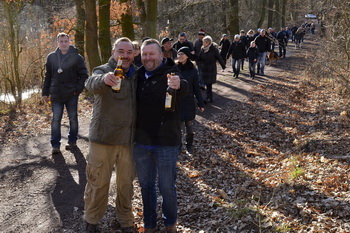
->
xmin=165 ymin=225 xmax=177 ymax=233
xmin=200 ymin=85 xmax=206 ymax=90
xmin=121 ymin=226 xmax=135 ymax=233
xmin=52 ymin=147 xmax=60 ymax=154
xmin=186 ymin=145 xmax=192 ymax=154
xmin=65 ymin=142 xmax=77 ymax=150
xmin=85 ymin=222 xmax=98 ymax=233
xmin=144 ymin=227 xmax=157 ymax=233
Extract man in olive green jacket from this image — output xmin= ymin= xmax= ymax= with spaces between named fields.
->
xmin=83 ymin=37 xmax=137 ymax=233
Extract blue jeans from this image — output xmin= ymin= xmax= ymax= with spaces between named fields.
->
xmin=133 ymin=143 xmax=179 ymax=229
xmin=51 ymin=95 xmax=79 ymax=148
xmin=231 ymin=58 xmax=242 ymax=76
xmin=248 ymin=61 xmax=257 ymax=77
xmin=257 ymin=52 xmax=267 ymax=75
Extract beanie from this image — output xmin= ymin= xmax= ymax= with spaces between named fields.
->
xmin=177 ymin=46 xmax=191 ymax=58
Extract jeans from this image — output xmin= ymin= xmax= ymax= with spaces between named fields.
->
xmin=133 ymin=143 xmax=179 ymax=229
xmin=257 ymin=52 xmax=267 ymax=75
xmin=51 ymin=95 xmax=79 ymax=148
xmin=248 ymin=61 xmax=257 ymax=77
xmin=231 ymin=58 xmax=242 ymax=77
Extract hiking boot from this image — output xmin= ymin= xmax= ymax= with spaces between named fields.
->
xmin=65 ymin=142 xmax=77 ymax=150
xmin=52 ymin=147 xmax=60 ymax=154
xmin=121 ymin=226 xmax=135 ymax=233
xmin=85 ymin=222 xmax=98 ymax=233
xmin=165 ymin=225 xmax=177 ymax=233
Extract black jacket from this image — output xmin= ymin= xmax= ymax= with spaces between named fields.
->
xmin=227 ymin=40 xmax=246 ymax=60
xmin=135 ymin=59 xmax=189 ymax=146
xmin=219 ymin=39 xmax=231 ymax=55
xmin=42 ymin=45 xmax=88 ymax=102
xmin=254 ymin=35 xmax=271 ymax=53
xmin=246 ymin=47 xmax=259 ymax=63
xmin=198 ymin=44 xmax=226 ymax=84
xmin=176 ymin=60 xmax=204 ymax=121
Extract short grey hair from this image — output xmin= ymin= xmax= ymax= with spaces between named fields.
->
xmin=141 ymin=38 xmax=162 ymax=54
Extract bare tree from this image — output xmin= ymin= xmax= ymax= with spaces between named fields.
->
xmin=257 ymin=0 xmax=267 ymax=28
xmin=145 ymin=0 xmax=157 ymax=38
xmin=85 ymin=0 xmax=101 ymax=72
xmin=120 ymin=0 xmax=135 ymax=40
xmin=228 ymin=0 xmax=239 ymax=35
xmin=99 ymin=0 xmax=111 ymax=63
xmin=74 ymin=0 xmax=85 ymax=56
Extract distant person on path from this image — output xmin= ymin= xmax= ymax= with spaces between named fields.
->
xmin=42 ymin=32 xmax=88 ymax=154
xmin=311 ymin=23 xmax=316 ymax=34
xmin=295 ymin=27 xmax=305 ymax=48
xmin=277 ymin=27 xmax=288 ymax=58
xmin=161 ymin=37 xmax=177 ymax=65
xmin=246 ymin=41 xmax=259 ymax=79
xmin=134 ymin=39 xmax=189 ymax=233
xmin=194 ymin=29 xmax=206 ymax=90
xmin=246 ymin=29 xmax=256 ymax=46
xmin=239 ymin=30 xmax=248 ymax=70
xmin=198 ymin=35 xmax=226 ymax=103
xmin=227 ymin=34 xmax=246 ymax=79
xmin=83 ymin=37 xmax=137 ymax=233
xmin=254 ymin=29 xmax=271 ymax=76
xmin=175 ymin=46 xmax=205 ymax=154
xmin=133 ymin=40 xmax=142 ymax=68
xmin=218 ymin=34 xmax=231 ymax=65
xmin=172 ymin=32 xmax=194 ymax=53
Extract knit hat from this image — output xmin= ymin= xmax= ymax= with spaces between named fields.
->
xmin=198 ymin=29 xmax=206 ymax=35
xmin=177 ymin=46 xmax=191 ymax=58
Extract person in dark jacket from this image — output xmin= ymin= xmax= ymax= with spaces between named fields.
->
xmin=42 ymin=32 xmax=88 ymax=154
xmin=194 ymin=29 xmax=206 ymax=89
xmin=161 ymin=37 xmax=177 ymax=65
xmin=176 ymin=47 xmax=205 ymax=154
xmin=198 ymin=35 xmax=226 ymax=103
xmin=172 ymin=32 xmax=194 ymax=52
xmin=84 ymin=37 xmax=137 ymax=233
xmin=134 ymin=39 xmax=189 ymax=233
xmin=132 ymin=40 xmax=142 ymax=68
xmin=246 ymin=41 xmax=259 ymax=79
xmin=254 ymin=29 xmax=271 ymax=75
xmin=227 ymin=34 xmax=246 ymax=78
xmin=219 ymin=34 xmax=231 ymax=65
xmin=277 ymin=27 xmax=288 ymax=58
xmin=240 ymin=30 xmax=248 ymax=69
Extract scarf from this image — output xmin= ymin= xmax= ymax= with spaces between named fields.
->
xmin=202 ymin=43 xmax=211 ymax=53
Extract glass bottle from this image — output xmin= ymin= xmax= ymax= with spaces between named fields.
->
xmin=165 ymin=73 xmax=176 ymax=111
xmin=112 ymin=56 xmax=124 ymax=92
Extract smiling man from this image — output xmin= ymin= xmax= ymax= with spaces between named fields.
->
xmin=84 ymin=37 xmax=137 ymax=233
xmin=133 ymin=39 xmax=189 ymax=233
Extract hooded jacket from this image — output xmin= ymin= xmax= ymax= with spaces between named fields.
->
xmin=135 ymin=59 xmax=189 ymax=146
xmin=42 ymin=45 xmax=88 ymax=102
xmin=85 ymin=57 xmax=137 ymax=145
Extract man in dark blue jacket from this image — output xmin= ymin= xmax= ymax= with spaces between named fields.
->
xmin=134 ymin=39 xmax=189 ymax=233
xmin=42 ymin=33 xmax=88 ymax=154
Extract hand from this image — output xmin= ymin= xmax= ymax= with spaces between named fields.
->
xmin=104 ymin=72 xmax=122 ymax=87
xmin=43 ymin=96 xmax=50 ymax=103
xmin=167 ymin=73 xmax=181 ymax=90
xmin=198 ymin=107 xmax=204 ymax=112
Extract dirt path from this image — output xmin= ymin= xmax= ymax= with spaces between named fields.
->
xmin=0 ymin=35 xmax=315 ymax=232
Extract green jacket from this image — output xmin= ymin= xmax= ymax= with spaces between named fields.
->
xmin=85 ymin=57 xmax=137 ymax=145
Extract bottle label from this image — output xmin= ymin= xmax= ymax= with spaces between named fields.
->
xmin=165 ymin=92 xmax=172 ymax=109
xmin=111 ymin=77 xmax=121 ymax=91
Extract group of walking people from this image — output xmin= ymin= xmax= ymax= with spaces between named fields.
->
xmin=41 ymin=23 xmax=314 ymax=232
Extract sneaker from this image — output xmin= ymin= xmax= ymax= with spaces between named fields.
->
xmin=144 ymin=227 xmax=157 ymax=233
xmin=85 ymin=222 xmax=98 ymax=233
xmin=65 ymin=142 xmax=77 ymax=150
xmin=165 ymin=225 xmax=177 ymax=233
xmin=121 ymin=226 xmax=135 ymax=233
xmin=52 ymin=147 xmax=60 ymax=154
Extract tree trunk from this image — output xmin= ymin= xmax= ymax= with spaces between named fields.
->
xmin=85 ymin=0 xmax=101 ymax=72
xmin=4 ymin=1 xmax=22 ymax=107
xmin=267 ymin=0 xmax=274 ymax=28
xmin=222 ymin=0 xmax=227 ymax=34
xmin=257 ymin=0 xmax=267 ymax=28
xmin=145 ymin=0 xmax=157 ymax=38
xmin=274 ymin=0 xmax=280 ymax=29
xmin=99 ymin=0 xmax=111 ymax=63
xmin=120 ymin=0 xmax=135 ymax=40
xmin=228 ymin=0 xmax=239 ymax=35
xmin=136 ymin=0 xmax=146 ymax=38
xmin=74 ymin=0 xmax=85 ymax=57
xmin=281 ymin=0 xmax=286 ymax=27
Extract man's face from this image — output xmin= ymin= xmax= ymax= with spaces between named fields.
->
xmin=112 ymin=41 xmax=134 ymax=70
xmin=260 ymin=31 xmax=265 ymax=37
xmin=141 ymin=43 xmax=163 ymax=71
xmin=178 ymin=36 xmax=186 ymax=44
xmin=198 ymin=34 xmax=204 ymax=41
xmin=163 ymin=41 xmax=172 ymax=51
xmin=57 ymin=36 xmax=70 ymax=54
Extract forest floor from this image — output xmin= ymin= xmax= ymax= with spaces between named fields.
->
xmin=1 ymin=32 xmax=350 ymax=233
